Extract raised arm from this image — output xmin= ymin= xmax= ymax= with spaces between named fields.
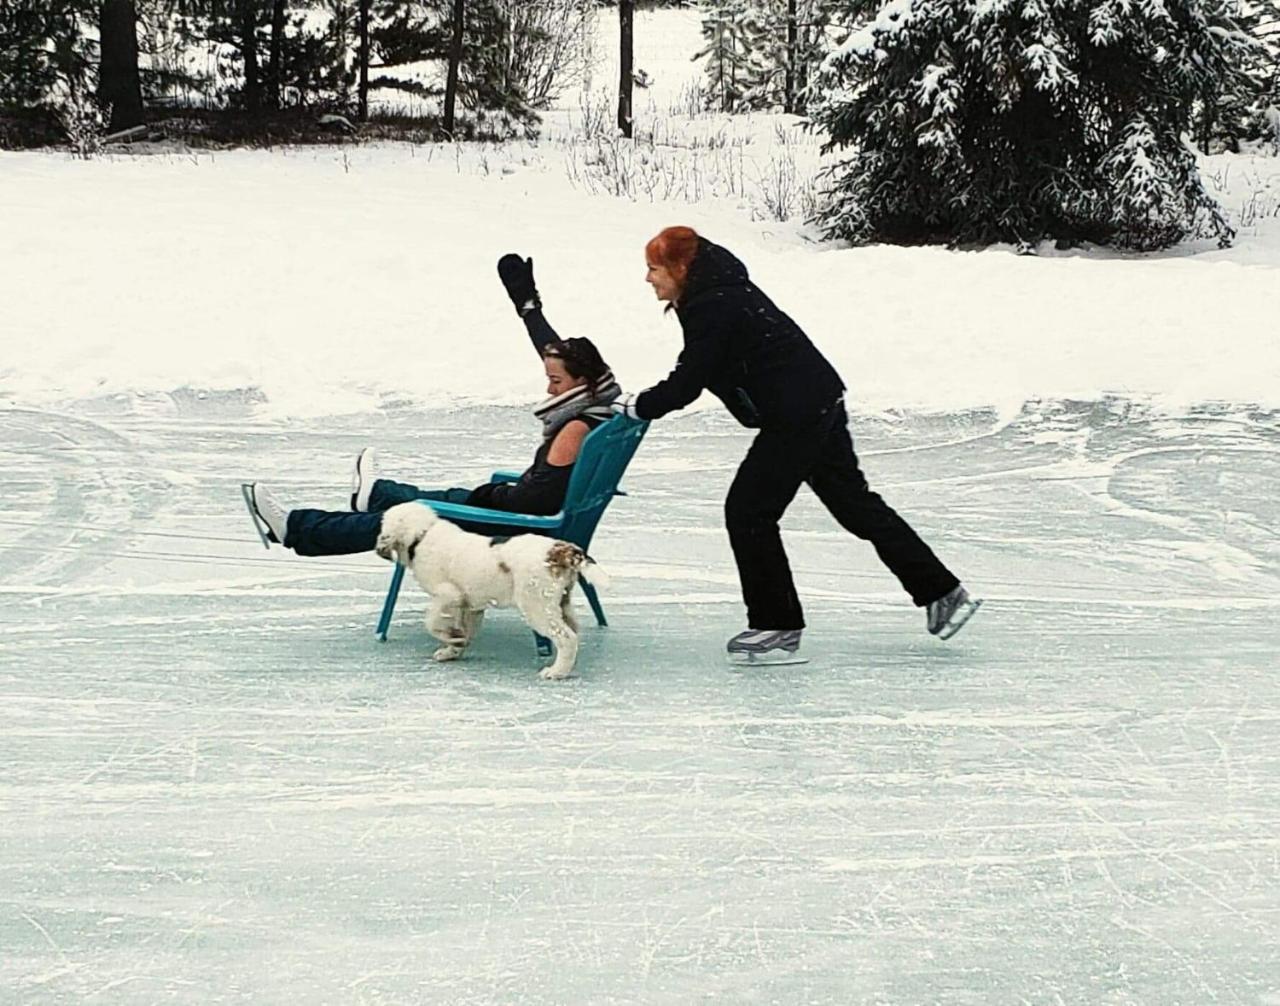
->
xmin=498 ymin=253 xmax=562 ymax=356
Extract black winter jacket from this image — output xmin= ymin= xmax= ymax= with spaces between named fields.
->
xmin=634 ymin=239 xmax=845 ymax=430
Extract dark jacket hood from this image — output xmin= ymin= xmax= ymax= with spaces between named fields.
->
xmin=636 ymin=235 xmax=845 ymax=431
xmin=680 ymin=238 xmax=749 ymax=304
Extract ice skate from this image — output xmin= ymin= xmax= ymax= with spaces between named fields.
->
xmin=241 ymin=482 xmax=290 ymax=549
xmin=927 ymin=585 xmax=982 ymax=640
xmin=726 ymin=628 xmax=807 ymax=666
xmin=350 ymin=447 xmax=377 ymax=512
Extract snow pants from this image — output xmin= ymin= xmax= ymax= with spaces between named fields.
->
xmin=726 ymin=400 xmax=959 ymax=631
xmin=284 ymin=481 xmax=472 ymax=556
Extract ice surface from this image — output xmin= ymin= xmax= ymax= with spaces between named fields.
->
xmin=2 ymin=395 xmax=1278 ymax=1002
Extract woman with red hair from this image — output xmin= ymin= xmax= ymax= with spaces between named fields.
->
xmin=612 ymin=226 xmax=980 ymax=664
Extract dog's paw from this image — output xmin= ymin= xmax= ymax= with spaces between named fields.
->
xmin=433 ymin=645 xmax=464 ymax=662
xmin=539 ymin=663 xmax=573 ymax=680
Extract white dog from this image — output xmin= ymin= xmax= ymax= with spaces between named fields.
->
xmin=375 ymin=502 xmax=606 ymax=680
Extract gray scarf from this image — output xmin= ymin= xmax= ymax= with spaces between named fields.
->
xmin=534 ymin=370 xmax=622 ymax=441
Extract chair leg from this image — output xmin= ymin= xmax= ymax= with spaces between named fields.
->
xmin=580 ymin=578 xmax=607 ymax=627
xmin=533 ymin=632 xmax=552 ymax=658
xmin=376 ymin=564 xmax=406 ymax=641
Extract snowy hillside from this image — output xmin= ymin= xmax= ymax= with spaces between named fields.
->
xmin=2 ymin=137 xmax=1278 ymax=420
xmin=4 ymin=7 xmax=1278 ymax=419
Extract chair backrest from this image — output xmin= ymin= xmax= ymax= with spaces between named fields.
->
xmin=557 ymin=415 xmax=648 ymax=548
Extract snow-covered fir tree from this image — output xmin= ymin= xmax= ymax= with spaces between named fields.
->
xmin=696 ymin=0 xmax=776 ymax=111
xmin=788 ymin=0 xmax=853 ymax=112
xmin=1251 ymin=0 xmax=1280 ymax=141
xmin=812 ymin=0 xmax=1263 ymax=250
xmin=0 ymin=1 xmax=95 ymax=112
xmin=694 ymin=0 xmax=849 ymax=113
xmin=1197 ymin=0 xmax=1280 ymax=147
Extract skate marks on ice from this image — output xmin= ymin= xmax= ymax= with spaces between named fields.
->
xmin=1 ymin=395 xmax=1279 ymax=1003
xmin=0 ymin=407 xmax=162 ymax=588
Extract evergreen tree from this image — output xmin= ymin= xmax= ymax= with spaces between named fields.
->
xmin=0 ymin=0 xmax=95 ymax=111
xmin=692 ymin=0 xmax=852 ymax=114
xmin=1194 ymin=0 xmax=1277 ymax=148
xmin=813 ymin=0 xmax=1262 ymax=250
xmin=696 ymin=0 xmax=773 ymax=111
xmin=791 ymin=0 xmax=853 ymax=111
xmin=1250 ymin=0 xmax=1280 ymax=140
xmin=370 ymin=0 xmax=568 ymax=130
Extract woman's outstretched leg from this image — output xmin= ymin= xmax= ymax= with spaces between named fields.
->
xmin=245 ymin=482 xmax=468 ymax=557
xmin=805 ymin=407 xmax=960 ymax=607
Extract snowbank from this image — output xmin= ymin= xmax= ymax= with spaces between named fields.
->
xmin=3 ymin=140 xmax=1277 ymax=420
xmin=3 ymin=0 xmax=1277 ymax=420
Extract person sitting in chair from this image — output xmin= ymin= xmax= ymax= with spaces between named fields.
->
xmin=243 ymin=256 xmax=620 ymax=556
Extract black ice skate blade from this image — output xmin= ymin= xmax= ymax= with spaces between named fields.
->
xmin=728 ymin=650 xmax=809 ymax=668
xmin=240 ymin=483 xmax=272 ymax=550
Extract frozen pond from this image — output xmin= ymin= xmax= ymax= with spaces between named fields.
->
xmin=2 ymin=395 xmax=1278 ymax=1002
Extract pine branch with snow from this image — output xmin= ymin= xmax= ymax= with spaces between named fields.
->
xmin=812 ymin=0 xmax=1261 ymax=249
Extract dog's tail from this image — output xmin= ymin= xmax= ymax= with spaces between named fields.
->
xmin=578 ymin=556 xmax=610 ymax=591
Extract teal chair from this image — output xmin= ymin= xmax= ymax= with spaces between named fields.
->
xmin=375 ymin=415 xmax=648 ymax=653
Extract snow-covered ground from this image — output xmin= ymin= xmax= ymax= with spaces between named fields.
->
xmin=3 ymin=139 xmax=1279 ymax=419
xmin=5 ymin=3 xmax=1277 ymax=419
xmin=3 ymin=6 xmax=1280 ymax=1002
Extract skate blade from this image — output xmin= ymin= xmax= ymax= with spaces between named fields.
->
xmin=937 ymin=597 xmax=983 ymax=640
xmin=728 ymin=650 xmax=809 ymax=667
xmin=240 ymin=483 xmax=272 ymax=550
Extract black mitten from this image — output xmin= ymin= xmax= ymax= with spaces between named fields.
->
xmin=497 ymin=254 xmax=541 ymax=316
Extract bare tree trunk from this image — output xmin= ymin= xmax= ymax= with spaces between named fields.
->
xmin=443 ymin=0 xmax=464 ymax=135
xmin=241 ymin=0 xmax=260 ymax=112
xmin=784 ymin=0 xmax=798 ymax=114
xmin=357 ymin=0 xmax=371 ymax=120
xmin=267 ymin=0 xmax=286 ymax=110
xmin=99 ymin=0 xmax=144 ymax=131
xmin=796 ymin=20 xmax=810 ymax=105
xmin=617 ymin=0 xmax=633 ymax=137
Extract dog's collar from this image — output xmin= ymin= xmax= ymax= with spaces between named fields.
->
xmin=406 ymin=530 xmax=428 ymax=563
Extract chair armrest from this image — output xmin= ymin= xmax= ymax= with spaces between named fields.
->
xmin=415 ymin=498 xmax=563 ymax=531
xmin=489 ymin=469 xmax=524 ymax=484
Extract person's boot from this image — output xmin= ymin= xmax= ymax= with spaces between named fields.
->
xmin=350 ymin=447 xmax=377 ymax=512
xmin=926 ymin=585 xmax=982 ymax=640
xmin=241 ymin=482 xmax=290 ymax=549
xmin=726 ymin=628 xmax=806 ymax=666
xmin=497 ymin=253 xmax=541 ymax=316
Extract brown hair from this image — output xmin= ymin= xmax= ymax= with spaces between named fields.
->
xmin=645 ymin=226 xmax=700 ymax=299
xmin=541 ymin=337 xmax=612 ymax=387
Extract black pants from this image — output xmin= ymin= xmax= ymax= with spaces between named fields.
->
xmin=725 ymin=401 xmax=959 ymax=630
xmin=285 ymin=482 xmax=471 ymax=556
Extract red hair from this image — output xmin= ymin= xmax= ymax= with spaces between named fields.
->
xmin=645 ymin=226 xmax=700 ymax=293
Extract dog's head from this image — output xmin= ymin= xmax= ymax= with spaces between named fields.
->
xmin=375 ymin=503 xmax=440 ymax=565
